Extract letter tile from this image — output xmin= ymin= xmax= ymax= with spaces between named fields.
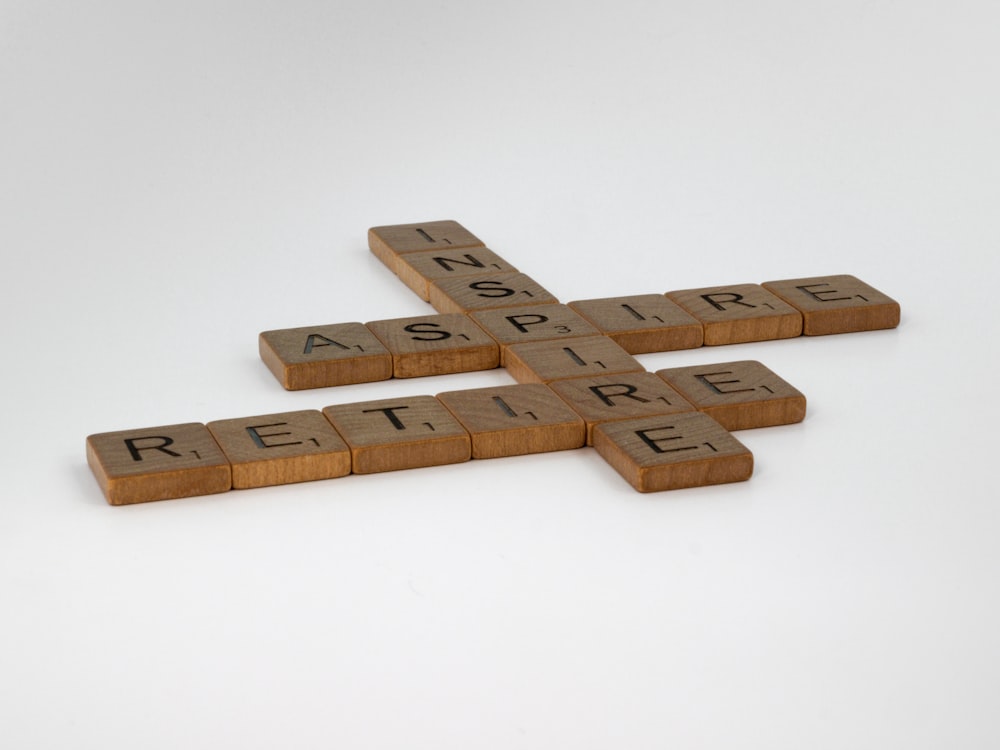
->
xmin=87 ymin=423 xmax=231 ymax=505
xmin=549 ymin=372 xmax=696 ymax=444
xmin=207 ymin=410 xmax=351 ymax=489
xmin=259 ymin=322 xmax=393 ymax=390
xmin=395 ymin=248 xmax=518 ymax=301
xmin=567 ymin=294 xmax=704 ymax=353
xmin=437 ymin=384 xmax=585 ymax=459
xmin=322 ymin=396 xmax=471 ymax=474
xmin=368 ymin=220 xmax=485 ymax=277
xmin=592 ymin=413 xmax=753 ymax=493
xmin=504 ymin=336 xmax=646 ymax=384
xmin=469 ymin=303 xmax=600 ymax=364
xmin=428 ymin=272 xmax=558 ymax=313
xmin=761 ymin=274 xmax=900 ymax=335
xmin=656 ymin=360 xmax=806 ymax=430
xmin=666 ymin=283 xmax=802 ymax=345
xmin=365 ymin=313 xmax=499 ymax=378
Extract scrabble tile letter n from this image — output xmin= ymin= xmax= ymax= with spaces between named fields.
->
xmin=86 ymin=423 xmax=232 ymax=505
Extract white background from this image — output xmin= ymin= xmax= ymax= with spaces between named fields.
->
xmin=3 ymin=1 xmax=999 ymax=747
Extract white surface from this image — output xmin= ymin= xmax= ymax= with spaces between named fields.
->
xmin=3 ymin=2 xmax=999 ymax=747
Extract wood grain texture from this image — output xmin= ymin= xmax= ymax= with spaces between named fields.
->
xmin=322 ymin=396 xmax=470 ymax=474
xmin=666 ymin=284 xmax=803 ymax=345
xmin=365 ymin=313 xmax=499 ymax=378
xmin=567 ymin=294 xmax=704 ymax=353
xmin=396 ymin=248 xmax=517 ymax=301
xmin=592 ymin=413 xmax=753 ymax=493
xmin=428 ymin=272 xmax=558 ymax=313
xmin=548 ymin=372 xmax=696 ymax=445
xmin=436 ymin=384 xmax=585 ymax=459
xmin=761 ymin=274 xmax=901 ymax=335
xmin=259 ymin=322 xmax=393 ymax=390
xmin=207 ymin=410 xmax=351 ymax=489
xmin=469 ymin=303 xmax=600 ymax=364
xmin=86 ymin=423 xmax=231 ymax=505
xmin=368 ymin=220 xmax=485 ymax=277
xmin=656 ymin=360 xmax=806 ymax=430
xmin=504 ymin=335 xmax=646 ymax=384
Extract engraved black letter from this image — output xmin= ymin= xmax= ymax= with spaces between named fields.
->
xmin=700 ymin=292 xmax=755 ymax=311
xmin=404 ymin=323 xmax=452 ymax=341
xmin=246 ymin=423 xmax=302 ymax=449
xmin=505 ymin=314 xmax=548 ymax=333
xmin=362 ymin=405 xmax=410 ymax=430
xmin=303 ymin=334 xmax=350 ymax=354
xmin=589 ymin=383 xmax=649 ymax=406
xmin=124 ymin=436 xmax=181 ymax=461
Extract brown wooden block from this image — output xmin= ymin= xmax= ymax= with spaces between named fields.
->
xmin=437 ymin=384 xmax=585 ymax=459
xmin=86 ymin=423 xmax=231 ymax=505
xmin=548 ymin=372 xmax=697 ymax=445
xmin=428 ymin=272 xmax=558 ymax=314
xmin=666 ymin=283 xmax=803 ymax=345
xmin=567 ymin=294 xmax=704 ymax=354
xmin=259 ymin=322 xmax=393 ymax=390
xmin=395 ymin=247 xmax=518 ymax=301
xmin=592 ymin=413 xmax=753 ymax=493
xmin=761 ymin=274 xmax=901 ymax=335
xmin=368 ymin=220 xmax=485 ymax=277
xmin=322 ymin=396 xmax=471 ymax=474
xmin=504 ymin=335 xmax=646 ymax=384
xmin=469 ymin=303 xmax=600 ymax=364
xmin=207 ymin=410 xmax=351 ymax=489
xmin=656 ymin=360 xmax=806 ymax=430
xmin=365 ymin=313 xmax=499 ymax=378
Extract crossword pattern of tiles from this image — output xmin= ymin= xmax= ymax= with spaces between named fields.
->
xmin=87 ymin=220 xmax=901 ymax=503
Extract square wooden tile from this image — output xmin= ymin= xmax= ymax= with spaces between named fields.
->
xmin=666 ymin=283 xmax=803 ymax=345
xmin=656 ymin=360 xmax=806 ymax=430
xmin=592 ymin=412 xmax=753 ymax=493
xmin=567 ymin=294 xmax=704 ymax=353
xmin=368 ymin=220 xmax=485 ymax=277
xmin=761 ymin=274 xmax=901 ymax=335
xmin=322 ymin=396 xmax=471 ymax=474
xmin=548 ymin=372 xmax=696 ymax=445
xmin=428 ymin=272 xmax=558 ymax=314
xmin=365 ymin=313 xmax=499 ymax=378
xmin=437 ymin=384 xmax=585 ymax=459
xmin=396 ymin=248 xmax=518 ymax=301
xmin=207 ymin=410 xmax=351 ymax=489
xmin=259 ymin=322 xmax=393 ymax=390
xmin=469 ymin=303 xmax=601 ymax=364
xmin=504 ymin=335 xmax=646 ymax=384
xmin=87 ymin=422 xmax=231 ymax=505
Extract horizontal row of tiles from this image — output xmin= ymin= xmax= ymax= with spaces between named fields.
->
xmin=261 ymin=275 xmax=899 ymax=390
xmin=87 ymin=361 xmax=805 ymax=504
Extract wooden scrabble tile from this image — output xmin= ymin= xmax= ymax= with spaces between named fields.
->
xmin=428 ymin=272 xmax=558 ymax=314
xmin=322 ymin=396 xmax=471 ymax=474
xmin=207 ymin=410 xmax=351 ymax=489
xmin=395 ymin=247 xmax=518 ymax=301
xmin=504 ymin=335 xmax=646 ymax=384
xmin=568 ymin=294 xmax=704 ymax=353
xmin=365 ymin=313 xmax=499 ymax=378
xmin=368 ymin=220 xmax=485 ymax=277
xmin=548 ymin=372 xmax=696 ymax=445
xmin=86 ymin=423 xmax=231 ymax=505
xmin=259 ymin=322 xmax=393 ymax=390
xmin=666 ymin=283 xmax=802 ymax=345
xmin=437 ymin=384 xmax=586 ymax=459
xmin=469 ymin=303 xmax=600 ymax=364
xmin=656 ymin=360 xmax=806 ymax=430
xmin=592 ymin=412 xmax=753 ymax=493
xmin=761 ymin=274 xmax=901 ymax=335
